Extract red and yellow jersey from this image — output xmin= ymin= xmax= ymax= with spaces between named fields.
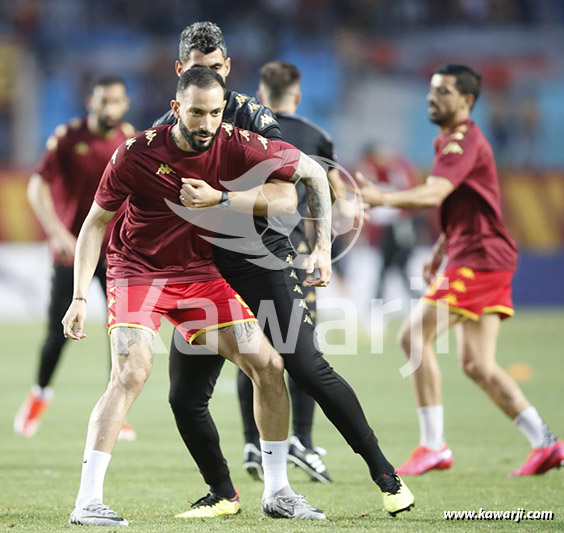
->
xmin=432 ymin=119 xmax=518 ymax=271
xmin=36 ymin=117 xmax=134 ymax=262
xmin=95 ymin=124 xmax=300 ymax=285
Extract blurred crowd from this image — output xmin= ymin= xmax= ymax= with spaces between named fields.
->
xmin=1 ymin=1 xmax=564 ymax=167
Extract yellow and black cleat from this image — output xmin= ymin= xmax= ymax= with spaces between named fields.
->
xmin=176 ymin=490 xmax=241 ymax=518
xmin=377 ymin=474 xmax=415 ymax=517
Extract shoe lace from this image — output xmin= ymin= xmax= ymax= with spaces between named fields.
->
xmin=376 ymin=473 xmax=401 ymax=495
xmin=190 ymin=493 xmax=223 ymax=508
xmin=85 ymin=502 xmax=118 ymax=517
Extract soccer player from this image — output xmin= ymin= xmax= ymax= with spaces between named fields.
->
xmin=64 ymin=67 xmax=328 ymax=526
xmin=233 ymin=60 xmax=347 ymax=484
xmin=357 ymin=64 xmax=564 ymax=476
xmin=160 ymin=22 xmax=414 ymax=519
xmin=14 ymin=76 xmax=136 ymax=440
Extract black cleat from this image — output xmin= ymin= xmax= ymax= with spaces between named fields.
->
xmin=243 ymin=442 xmax=264 ymax=481
xmin=288 ymin=436 xmax=332 ymax=483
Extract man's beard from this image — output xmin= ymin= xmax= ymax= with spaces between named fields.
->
xmin=429 ymin=106 xmax=455 ymax=126
xmin=97 ymin=116 xmax=118 ymax=133
xmin=178 ymin=119 xmax=219 ymax=153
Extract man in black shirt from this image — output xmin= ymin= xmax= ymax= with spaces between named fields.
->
xmin=236 ymin=61 xmax=348 ymax=484
xmin=158 ymin=21 xmax=414 ymax=519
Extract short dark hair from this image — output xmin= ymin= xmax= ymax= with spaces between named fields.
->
xmin=176 ymin=66 xmax=225 ymax=96
xmin=179 ymin=21 xmax=227 ymax=63
xmin=259 ymin=61 xmax=301 ymax=105
xmin=434 ymin=64 xmax=482 ymax=107
xmin=90 ymin=75 xmax=126 ymax=94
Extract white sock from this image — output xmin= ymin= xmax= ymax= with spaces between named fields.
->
xmin=32 ymin=384 xmax=54 ymax=401
xmin=75 ymin=450 xmax=112 ymax=508
xmin=260 ymin=439 xmax=289 ymax=497
xmin=514 ymin=406 xmax=556 ymax=448
xmin=417 ymin=405 xmax=445 ymax=450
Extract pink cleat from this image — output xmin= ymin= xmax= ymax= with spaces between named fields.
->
xmin=396 ymin=444 xmax=454 ymax=476
xmin=14 ymin=386 xmax=53 ymax=437
xmin=509 ymin=440 xmax=564 ymax=477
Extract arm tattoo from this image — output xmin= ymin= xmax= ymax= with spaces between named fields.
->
xmin=111 ymin=327 xmax=154 ymax=361
xmin=295 ymin=154 xmax=332 ymax=245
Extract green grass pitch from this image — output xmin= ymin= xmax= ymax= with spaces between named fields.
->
xmin=1 ymin=310 xmax=563 ymax=532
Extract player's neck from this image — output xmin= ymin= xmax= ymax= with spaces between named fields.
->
xmin=87 ymin=115 xmax=117 ymax=138
xmin=438 ymin=112 xmax=470 ymax=134
xmin=268 ymin=99 xmax=297 ymax=115
xmin=170 ymin=125 xmax=196 ymax=152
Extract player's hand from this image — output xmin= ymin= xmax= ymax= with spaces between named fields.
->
xmin=304 ymin=244 xmax=332 ymax=287
xmin=61 ymin=300 xmax=87 ymax=340
xmin=50 ymin=229 xmax=76 ymax=266
xmin=355 ymin=172 xmax=385 ymax=207
xmin=180 ymin=178 xmax=222 ymax=208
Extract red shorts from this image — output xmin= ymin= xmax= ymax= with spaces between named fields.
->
xmin=106 ymin=278 xmax=257 ymax=344
xmin=422 ymin=266 xmax=514 ymax=321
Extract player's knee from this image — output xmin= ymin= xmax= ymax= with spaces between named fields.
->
xmin=248 ymin=351 xmax=285 ymax=387
xmin=397 ymin=326 xmax=411 ymax=354
xmin=168 ymin=388 xmax=206 ymax=416
xmin=110 ymin=363 xmax=150 ymax=394
xmin=461 ymin=357 xmax=493 ymax=384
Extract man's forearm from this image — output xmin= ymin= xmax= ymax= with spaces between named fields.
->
xmin=296 ymin=154 xmax=332 ymax=248
xmin=73 ymin=204 xmax=114 ymax=297
xmin=228 ymin=180 xmax=296 ymax=216
xmin=27 ymin=174 xmax=66 ymax=238
xmin=73 ymin=223 xmax=105 ymax=298
xmin=382 ymin=185 xmax=444 ymax=209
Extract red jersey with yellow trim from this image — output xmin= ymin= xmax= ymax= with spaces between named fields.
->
xmin=95 ymin=124 xmax=299 ymax=285
xmin=432 ymin=119 xmax=518 ymax=271
xmin=36 ymin=117 xmax=134 ymax=263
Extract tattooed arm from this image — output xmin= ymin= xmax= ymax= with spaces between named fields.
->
xmin=292 ymin=152 xmax=332 ymax=286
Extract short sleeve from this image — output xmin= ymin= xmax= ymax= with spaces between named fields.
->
xmin=225 ymin=129 xmax=301 ymax=191
xmin=35 ymin=133 xmax=64 ymax=184
xmin=432 ymin=129 xmax=479 ymax=188
xmin=94 ymin=145 xmax=133 ymax=212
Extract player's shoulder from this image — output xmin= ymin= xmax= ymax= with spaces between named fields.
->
xmin=438 ymin=120 xmax=482 ymax=156
xmin=44 ymin=117 xmax=86 ymax=151
xmin=152 ymin=109 xmax=176 ymax=128
xmin=221 ymin=123 xmax=272 ymax=152
xmin=281 ymin=113 xmax=334 ymax=144
xmin=110 ymin=125 xmax=169 ymax=167
xmin=226 ymin=90 xmax=279 ymax=131
xmin=119 ymin=121 xmax=136 ymax=138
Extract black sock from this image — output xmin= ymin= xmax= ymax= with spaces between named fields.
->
xmin=210 ymin=478 xmax=236 ymax=499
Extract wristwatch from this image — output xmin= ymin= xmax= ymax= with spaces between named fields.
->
xmin=219 ymin=190 xmax=231 ymax=210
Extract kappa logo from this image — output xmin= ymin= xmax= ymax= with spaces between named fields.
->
xmin=156 ymin=163 xmax=175 ymax=176
xmin=260 ymin=114 xmax=275 ymax=128
xmin=145 ymin=129 xmax=157 ymax=146
xmin=443 ymin=142 xmax=463 ymax=155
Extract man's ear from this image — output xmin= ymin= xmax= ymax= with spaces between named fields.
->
xmin=464 ymin=93 xmax=475 ymax=111
xmin=224 ymin=57 xmax=231 ymax=78
xmin=295 ymin=89 xmax=302 ymax=108
xmin=175 ymin=60 xmax=183 ymax=78
xmin=170 ymin=99 xmax=180 ymax=118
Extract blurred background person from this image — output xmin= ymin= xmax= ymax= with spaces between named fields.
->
xmin=355 ymin=144 xmax=422 ymax=302
xmin=13 ymin=76 xmax=134 ymax=440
